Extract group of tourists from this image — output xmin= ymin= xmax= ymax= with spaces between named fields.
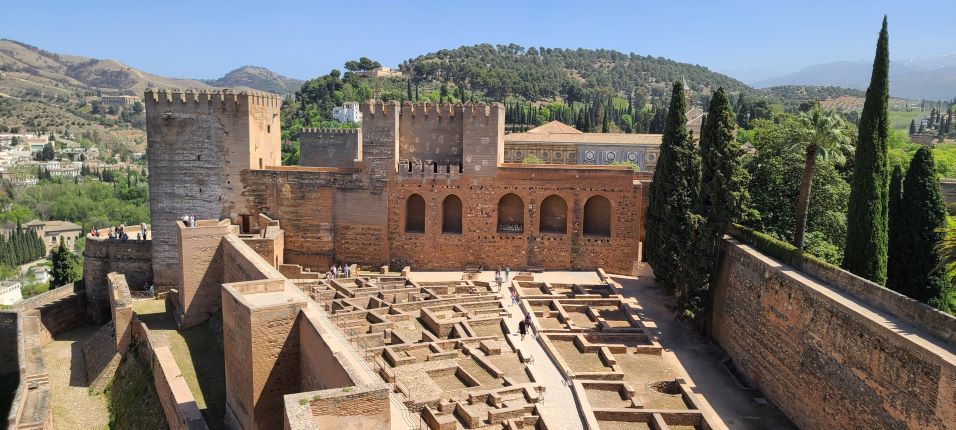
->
xmin=494 ymin=266 xmax=511 ymax=292
xmin=88 ymin=222 xmax=149 ymax=241
xmin=181 ymin=214 xmax=197 ymax=227
xmin=326 ymin=263 xmax=352 ymax=279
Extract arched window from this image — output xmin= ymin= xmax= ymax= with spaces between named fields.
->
xmin=497 ymin=193 xmax=524 ymax=233
xmin=442 ymin=195 xmax=462 ymax=234
xmin=405 ymin=194 xmax=425 ymax=233
xmin=539 ymin=195 xmax=567 ymax=234
xmin=583 ymin=196 xmax=611 ymax=237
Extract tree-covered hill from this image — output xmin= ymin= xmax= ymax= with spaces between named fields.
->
xmin=400 ymin=44 xmax=754 ymax=102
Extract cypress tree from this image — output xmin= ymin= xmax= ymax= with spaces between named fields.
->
xmin=843 ymin=17 xmax=891 ymax=284
xmin=682 ymin=87 xmax=748 ymax=320
xmin=886 ymin=165 xmax=905 ymax=291
xmin=909 ymin=119 xmax=916 ymax=135
xmin=644 ymin=81 xmax=698 ymax=292
xmin=894 ymin=148 xmax=947 ymax=302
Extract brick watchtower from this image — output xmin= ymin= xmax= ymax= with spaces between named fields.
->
xmin=144 ymin=89 xmax=282 ymax=288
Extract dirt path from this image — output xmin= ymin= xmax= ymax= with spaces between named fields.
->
xmin=612 ymin=274 xmax=796 ymax=430
xmin=42 ymin=325 xmax=110 ymax=430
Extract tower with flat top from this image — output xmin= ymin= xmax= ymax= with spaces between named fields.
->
xmin=144 ymin=89 xmax=282 ymax=288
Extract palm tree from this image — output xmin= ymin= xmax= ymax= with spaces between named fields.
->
xmin=791 ymin=107 xmax=854 ymax=250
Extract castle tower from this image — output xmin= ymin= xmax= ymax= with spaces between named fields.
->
xmin=462 ymin=103 xmax=504 ymax=176
xmin=145 ymin=89 xmax=282 ymax=288
xmin=359 ymin=100 xmax=400 ymax=187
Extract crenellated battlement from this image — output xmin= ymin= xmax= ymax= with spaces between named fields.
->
xmin=400 ymin=102 xmax=458 ymax=118
xmin=300 ymin=128 xmax=360 ymax=135
xmin=143 ymin=88 xmax=283 ymax=108
xmin=361 ymin=100 xmax=400 ymax=116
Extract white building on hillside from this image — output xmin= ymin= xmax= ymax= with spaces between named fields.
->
xmin=0 ymin=281 xmax=23 ymax=306
xmin=332 ymin=102 xmax=362 ymax=124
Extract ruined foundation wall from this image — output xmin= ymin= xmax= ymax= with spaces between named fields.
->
xmin=299 ymin=129 xmax=361 ymax=168
xmin=83 ymin=238 xmax=152 ymax=324
xmin=710 ymin=238 xmax=956 ymax=430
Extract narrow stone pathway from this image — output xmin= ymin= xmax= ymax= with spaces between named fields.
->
xmin=497 ymin=284 xmax=585 ymax=429
xmin=42 ymin=325 xmax=110 ymax=430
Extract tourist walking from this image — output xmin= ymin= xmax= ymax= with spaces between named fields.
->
xmin=505 ymin=266 xmax=511 ymax=281
xmin=511 ymin=289 xmax=518 ymax=307
xmin=332 ymin=265 xmax=339 ymax=279
xmin=343 ymin=264 xmax=351 ymax=278
xmin=495 ymin=270 xmax=503 ymax=293
xmin=518 ymin=318 xmax=528 ymax=340
xmin=523 ymin=314 xmax=534 ymax=339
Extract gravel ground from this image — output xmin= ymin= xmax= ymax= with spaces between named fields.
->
xmin=42 ymin=325 xmax=110 ymax=430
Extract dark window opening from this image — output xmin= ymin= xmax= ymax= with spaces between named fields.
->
xmin=405 ymin=194 xmax=426 ymax=233
xmin=497 ymin=193 xmax=524 ymax=233
xmin=442 ymin=195 xmax=463 ymax=234
xmin=539 ymin=195 xmax=568 ymax=234
xmin=583 ymin=195 xmax=611 ymax=237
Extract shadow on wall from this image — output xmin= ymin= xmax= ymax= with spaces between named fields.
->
xmin=254 ymin=319 xmax=301 ymax=429
xmin=182 ymin=312 xmax=227 ymax=429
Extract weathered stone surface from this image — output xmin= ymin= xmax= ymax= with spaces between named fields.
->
xmin=145 ymin=89 xmax=281 ymax=288
xmin=711 ymin=238 xmax=956 ymax=430
xmin=83 ymin=238 xmax=152 ymax=324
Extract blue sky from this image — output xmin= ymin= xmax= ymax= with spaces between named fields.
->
xmin=2 ymin=0 xmax=953 ymax=82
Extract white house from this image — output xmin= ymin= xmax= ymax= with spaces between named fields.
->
xmin=0 ymin=281 xmax=23 ymax=306
xmin=332 ymin=102 xmax=362 ymax=124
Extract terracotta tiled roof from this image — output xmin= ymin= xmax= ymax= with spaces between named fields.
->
xmin=505 ymin=131 xmax=663 ymax=145
xmin=25 ymin=220 xmax=82 ymax=233
xmin=525 ymin=121 xmax=583 ymax=134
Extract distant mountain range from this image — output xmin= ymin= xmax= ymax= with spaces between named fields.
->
xmin=754 ymin=54 xmax=956 ymax=100
xmin=0 ymin=39 xmax=302 ymax=98
xmin=201 ymin=66 xmax=303 ymax=95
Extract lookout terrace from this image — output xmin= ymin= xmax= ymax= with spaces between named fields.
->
xmin=2 ymin=88 xmax=955 ymax=430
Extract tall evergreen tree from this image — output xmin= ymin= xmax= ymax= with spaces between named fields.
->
xmin=49 ymin=241 xmax=81 ymax=289
xmin=909 ymin=119 xmax=916 ymax=135
xmin=886 ymin=165 xmax=905 ymax=291
xmin=892 ymin=148 xmax=947 ymax=302
xmin=843 ymin=17 xmax=891 ymax=284
xmin=644 ymin=81 xmax=698 ymax=292
xmin=682 ymin=87 xmax=748 ymax=320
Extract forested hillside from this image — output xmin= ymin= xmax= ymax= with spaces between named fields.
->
xmin=400 ymin=44 xmax=753 ymax=102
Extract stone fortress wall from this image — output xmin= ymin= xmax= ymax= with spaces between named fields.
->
xmin=299 ymin=128 xmax=361 ymax=168
xmin=711 ymin=235 xmax=956 ymax=430
xmin=227 ymin=100 xmax=644 ymax=277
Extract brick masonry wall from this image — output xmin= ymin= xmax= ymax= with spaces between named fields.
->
xmin=388 ymin=167 xmax=642 ymax=273
xmin=178 ymin=221 xmax=230 ymax=328
xmin=300 ymin=129 xmax=361 ymax=168
xmin=83 ymin=238 xmax=152 ymax=324
xmin=710 ymin=239 xmax=956 ymax=430
xmin=399 ymin=103 xmax=463 ymax=164
xmin=152 ymin=347 xmax=209 ymax=430
xmin=222 ymin=284 xmax=254 ymax=430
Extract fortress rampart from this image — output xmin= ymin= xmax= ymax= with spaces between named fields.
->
xmin=711 ymin=236 xmax=956 ymax=429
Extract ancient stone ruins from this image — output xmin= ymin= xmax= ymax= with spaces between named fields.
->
xmin=2 ymin=89 xmax=955 ymax=430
